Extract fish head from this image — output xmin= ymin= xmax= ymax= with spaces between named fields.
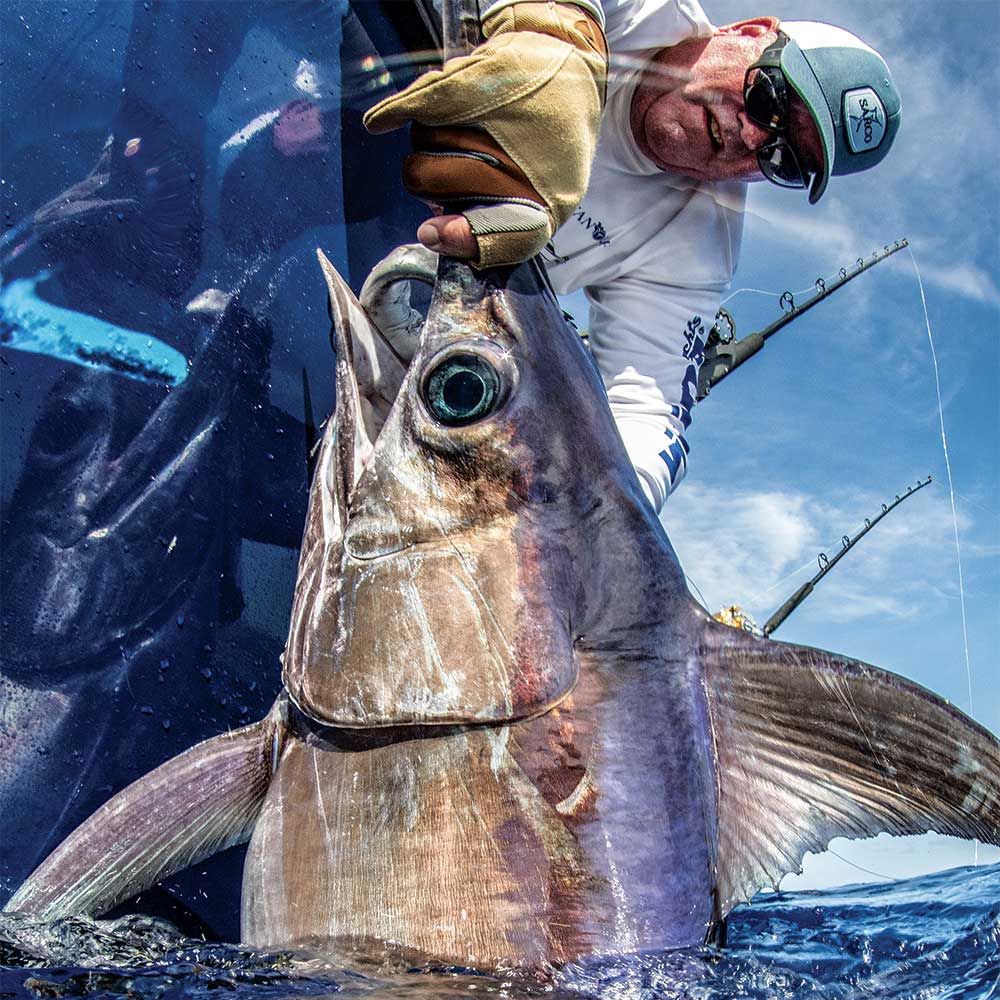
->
xmin=284 ymin=253 xmax=668 ymax=728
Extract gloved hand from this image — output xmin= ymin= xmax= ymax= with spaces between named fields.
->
xmin=363 ymin=2 xmax=608 ymax=268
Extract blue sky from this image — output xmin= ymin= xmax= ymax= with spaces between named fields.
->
xmin=565 ymin=0 xmax=1000 ymax=888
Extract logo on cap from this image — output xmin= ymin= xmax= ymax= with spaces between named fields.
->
xmin=843 ymin=88 xmax=886 ymax=153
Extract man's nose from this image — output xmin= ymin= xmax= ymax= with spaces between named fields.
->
xmin=737 ymin=113 xmax=772 ymax=152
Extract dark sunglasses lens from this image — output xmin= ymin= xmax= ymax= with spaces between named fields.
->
xmin=758 ymin=138 xmax=807 ymax=189
xmin=745 ymin=66 xmax=787 ymax=131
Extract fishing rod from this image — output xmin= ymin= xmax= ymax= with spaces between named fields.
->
xmin=762 ymin=475 xmax=933 ymax=637
xmin=697 ymin=239 xmax=909 ymax=401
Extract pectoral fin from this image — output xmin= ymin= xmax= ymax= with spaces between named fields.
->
xmin=6 ymin=705 xmax=285 ymax=920
xmin=701 ymin=623 xmax=1000 ymax=917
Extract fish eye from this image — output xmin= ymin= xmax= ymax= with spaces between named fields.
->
xmin=423 ymin=352 xmax=502 ymax=427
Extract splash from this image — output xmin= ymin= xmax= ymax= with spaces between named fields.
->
xmin=3 ymin=865 xmax=998 ymax=999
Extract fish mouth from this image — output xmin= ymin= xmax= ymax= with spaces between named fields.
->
xmin=316 ymin=247 xmax=423 ymax=506
xmin=285 ymin=680 xmax=576 ymax=740
xmin=321 ymin=247 xmax=506 ymax=507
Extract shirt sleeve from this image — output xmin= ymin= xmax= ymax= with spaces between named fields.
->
xmin=584 ymin=275 xmax=722 ymax=510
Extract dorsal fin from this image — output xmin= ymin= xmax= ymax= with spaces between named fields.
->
xmin=700 ymin=622 xmax=1000 ymax=916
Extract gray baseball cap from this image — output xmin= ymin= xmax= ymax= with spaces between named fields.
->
xmin=778 ymin=21 xmax=901 ymax=203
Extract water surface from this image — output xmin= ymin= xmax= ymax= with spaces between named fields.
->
xmin=2 ymin=864 xmax=997 ymax=999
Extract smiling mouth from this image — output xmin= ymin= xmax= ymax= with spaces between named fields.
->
xmin=705 ymin=108 xmax=723 ymax=152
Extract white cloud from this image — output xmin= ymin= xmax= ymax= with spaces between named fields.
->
xmin=904 ymin=259 xmax=1000 ymax=310
xmin=744 ymin=196 xmax=883 ymax=266
xmin=662 ymin=486 xmax=808 ymax=606
xmin=743 ymin=199 xmax=1000 ymax=311
xmin=662 ymin=481 xmax=971 ymax=626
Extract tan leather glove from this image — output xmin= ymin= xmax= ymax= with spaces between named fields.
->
xmin=363 ymin=2 xmax=608 ymax=268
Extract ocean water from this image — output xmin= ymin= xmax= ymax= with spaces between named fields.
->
xmin=2 ymin=864 xmax=998 ymax=1000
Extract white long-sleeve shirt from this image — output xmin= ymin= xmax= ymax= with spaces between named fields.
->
xmin=540 ymin=0 xmax=746 ymax=510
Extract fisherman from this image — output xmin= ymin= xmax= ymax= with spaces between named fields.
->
xmin=364 ymin=1 xmax=901 ymax=512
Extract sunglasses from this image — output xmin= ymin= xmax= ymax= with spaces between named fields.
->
xmin=743 ymin=34 xmax=812 ymax=190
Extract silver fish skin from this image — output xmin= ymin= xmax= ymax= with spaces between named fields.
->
xmin=7 ymin=251 xmax=999 ymax=976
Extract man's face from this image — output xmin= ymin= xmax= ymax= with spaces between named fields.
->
xmin=630 ymin=20 xmax=824 ymax=185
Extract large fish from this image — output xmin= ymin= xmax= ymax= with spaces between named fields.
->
xmin=7 ymin=252 xmax=999 ymax=973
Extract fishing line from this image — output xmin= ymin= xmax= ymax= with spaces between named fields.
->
xmin=720 ymin=282 xmax=818 ymax=307
xmin=906 ymin=247 xmax=974 ymax=717
xmin=826 ymin=848 xmax=892 ymax=882
xmin=684 ymin=575 xmax=711 ymax=613
xmin=908 ymin=245 xmax=978 ymax=867
xmin=720 ymin=259 xmax=976 ymax=710
xmin=953 ymin=491 xmax=995 ymax=517
xmin=745 ymin=554 xmax=816 ymax=605
xmin=712 ymin=254 xmax=981 ymax=868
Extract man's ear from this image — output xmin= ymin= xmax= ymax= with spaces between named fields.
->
xmin=715 ymin=17 xmax=780 ymax=39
